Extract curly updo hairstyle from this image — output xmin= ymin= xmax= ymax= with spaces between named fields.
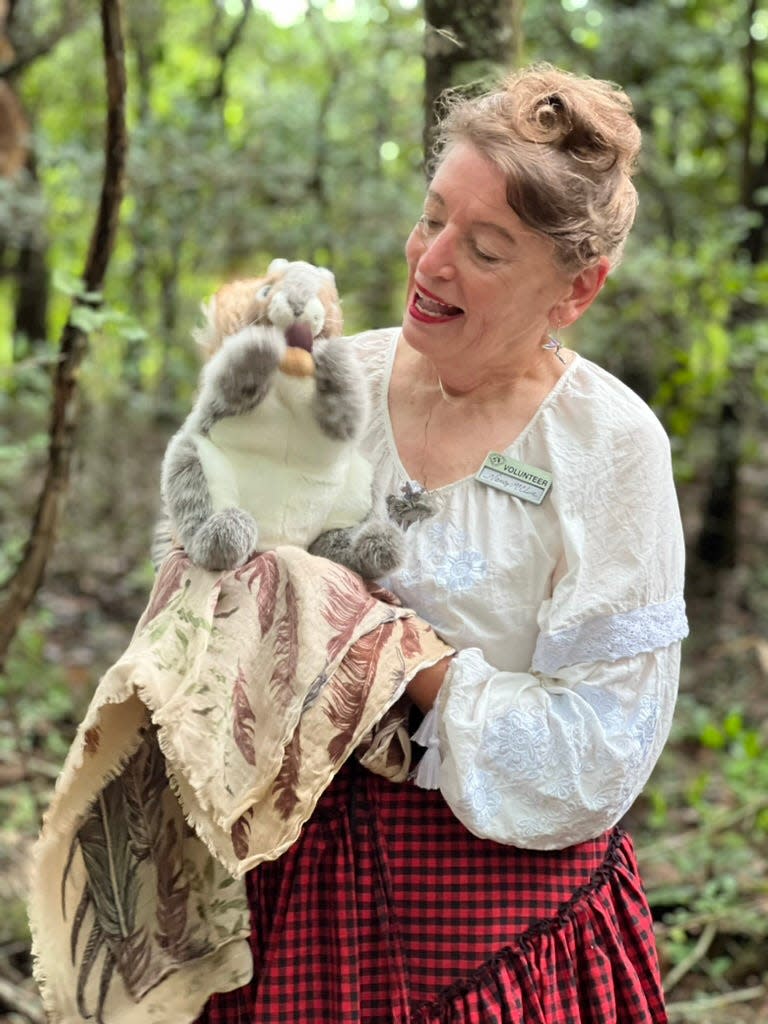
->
xmin=431 ymin=64 xmax=641 ymax=272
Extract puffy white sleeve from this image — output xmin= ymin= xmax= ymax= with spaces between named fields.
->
xmin=418 ymin=413 xmax=688 ymax=849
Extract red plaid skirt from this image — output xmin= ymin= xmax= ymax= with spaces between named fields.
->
xmin=195 ymin=759 xmax=667 ymax=1023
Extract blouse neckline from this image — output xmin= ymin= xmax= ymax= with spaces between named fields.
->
xmin=379 ymin=330 xmax=581 ymax=495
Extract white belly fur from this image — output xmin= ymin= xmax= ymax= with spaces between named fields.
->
xmin=194 ymin=374 xmax=373 ymax=550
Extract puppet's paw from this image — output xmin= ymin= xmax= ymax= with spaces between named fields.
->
xmin=206 ymin=326 xmax=285 ymax=413
xmin=312 ymin=340 xmax=368 ymax=440
xmin=349 ymin=520 xmax=404 ymax=578
xmin=188 ymin=508 xmax=258 ymax=570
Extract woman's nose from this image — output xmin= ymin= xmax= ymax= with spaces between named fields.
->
xmin=418 ymin=227 xmax=456 ymax=279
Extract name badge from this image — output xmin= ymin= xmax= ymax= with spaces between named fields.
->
xmin=475 ymin=452 xmax=552 ymax=505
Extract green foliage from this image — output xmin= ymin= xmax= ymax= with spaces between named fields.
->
xmin=4 ymin=0 xmax=765 ymax=498
xmin=1 ymin=5 xmax=768 ymax=1011
xmin=0 ymin=611 xmax=85 ymax=949
xmin=640 ymin=699 xmax=768 ymax=989
xmin=1 ymin=612 xmax=81 ymax=771
xmin=526 ymin=0 xmax=768 ymax=487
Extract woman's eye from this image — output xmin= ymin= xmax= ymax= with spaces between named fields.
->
xmin=257 ymin=284 xmax=272 ymax=300
xmin=419 ymin=215 xmax=442 ymax=234
xmin=473 ymin=247 xmax=501 ymax=264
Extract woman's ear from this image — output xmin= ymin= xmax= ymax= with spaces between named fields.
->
xmin=555 ymin=256 xmax=610 ymax=327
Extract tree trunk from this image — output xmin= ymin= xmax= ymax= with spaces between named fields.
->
xmin=0 ymin=0 xmax=128 ymax=670
xmin=0 ymin=21 xmax=50 ymax=350
xmin=694 ymin=0 xmax=766 ymax=575
xmin=695 ymin=400 xmax=740 ymax=571
xmin=13 ymin=152 xmax=50 ymax=350
xmin=423 ymin=0 xmax=521 ymax=166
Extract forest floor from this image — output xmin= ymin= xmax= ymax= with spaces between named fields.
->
xmin=1 ymin=405 xmax=767 ymax=1024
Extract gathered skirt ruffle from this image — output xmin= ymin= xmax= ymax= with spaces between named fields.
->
xmin=196 ymin=760 xmax=667 ymax=1023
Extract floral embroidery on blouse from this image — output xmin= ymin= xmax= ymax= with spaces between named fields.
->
xmin=457 ymin=764 xmax=502 ymax=831
xmin=481 ymin=708 xmax=551 ymax=777
xmin=414 ymin=523 xmax=489 ymax=593
xmin=469 ymin=683 xmax=664 ymax=826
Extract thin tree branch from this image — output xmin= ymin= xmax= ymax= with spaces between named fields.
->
xmin=739 ymin=0 xmax=768 ymax=265
xmin=206 ymin=0 xmax=253 ymax=104
xmin=739 ymin=0 xmax=758 ymax=207
xmin=662 ymin=921 xmax=718 ymax=995
xmin=0 ymin=975 xmax=46 ymax=1024
xmin=667 ymin=985 xmax=767 ymax=1022
xmin=0 ymin=0 xmax=127 ymax=670
xmin=1 ymin=5 xmax=90 ymax=79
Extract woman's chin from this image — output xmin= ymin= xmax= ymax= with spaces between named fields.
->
xmin=402 ymin=311 xmax=462 ymax=348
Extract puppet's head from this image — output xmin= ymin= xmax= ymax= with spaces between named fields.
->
xmin=194 ymin=258 xmax=344 ymax=376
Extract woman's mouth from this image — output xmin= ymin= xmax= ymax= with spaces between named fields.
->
xmin=409 ymin=286 xmax=464 ymax=324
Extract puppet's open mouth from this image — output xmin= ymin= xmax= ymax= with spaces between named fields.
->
xmin=284 ymin=322 xmax=315 ymax=351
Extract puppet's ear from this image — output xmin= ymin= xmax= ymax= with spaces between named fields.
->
xmin=267 ymin=258 xmax=289 ymax=273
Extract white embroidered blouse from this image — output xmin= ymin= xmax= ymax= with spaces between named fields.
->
xmin=351 ymin=327 xmax=689 ymax=850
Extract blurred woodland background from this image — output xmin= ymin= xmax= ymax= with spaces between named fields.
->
xmin=1 ymin=0 xmax=767 ymax=1021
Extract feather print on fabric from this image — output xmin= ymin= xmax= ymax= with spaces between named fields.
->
xmin=356 ymin=697 xmax=412 ymax=779
xmin=78 ymin=935 xmax=116 ymax=1023
xmin=325 ymin=619 xmax=397 ymax=764
xmin=235 ymin=550 xmax=280 ymax=636
xmin=154 ymin=818 xmax=198 ymax=959
xmin=30 ymin=547 xmax=453 ymax=1021
xmin=231 ymin=662 xmax=258 ymax=766
xmin=121 ymin=729 xmax=167 ymax=863
xmin=364 ymin=580 xmax=402 ymax=605
xmin=142 ymin=550 xmax=190 ymax=627
xmin=273 ymin=728 xmax=303 ymax=820
xmin=230 ymin=809 xmax=253 ymax=861
xmin=321 ymin=566 xmax=380 ymax=663
xmin=66 ymin=778 xmax=140 ymax=1020
xmin=301 ymin=671 xmax=330 ymax=713
xmin=63 ymin=730 xmax=218 ymax=1017
xmin=398 ymin=615 xmax=425 ymax=659
xmin=268 ymin=577 xmax=299 ymax=711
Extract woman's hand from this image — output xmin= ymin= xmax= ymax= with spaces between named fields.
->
xmin=406 ymin=654 xmax=455 ymax=713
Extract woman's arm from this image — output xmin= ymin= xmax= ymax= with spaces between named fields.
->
xmin=424 ymin=640 xmax=680 ymax=848
xmin=407 ymin=407 xmax=688 ymax=849
xmin=406 ymin=653 xmax=455 ymax=712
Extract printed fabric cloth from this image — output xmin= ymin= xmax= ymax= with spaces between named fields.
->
xmin=195 ymin=759 xmax=668 ymax=1024
xmin=28 ymin=547 xmax=452 ymax=1024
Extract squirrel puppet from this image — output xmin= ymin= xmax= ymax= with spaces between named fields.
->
xmin=158 ymin=259 xmax=404 ymax=579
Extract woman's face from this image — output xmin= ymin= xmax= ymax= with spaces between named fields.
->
xmin=402 ymin=143 xmax=575 ymax=379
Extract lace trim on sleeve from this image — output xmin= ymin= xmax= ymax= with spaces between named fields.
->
xmin=532 ymin=594 xmax=689 ymax=675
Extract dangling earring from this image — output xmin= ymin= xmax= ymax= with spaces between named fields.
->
xmin=543 ymin=320 xmax=566 ymax=364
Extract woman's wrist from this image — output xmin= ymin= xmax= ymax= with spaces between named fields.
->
xmin=406 ymin=654 xmax=455 ymax=713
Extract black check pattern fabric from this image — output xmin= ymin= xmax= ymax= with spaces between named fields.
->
xmin=195 ymin=760 xmax=667 ymax=1023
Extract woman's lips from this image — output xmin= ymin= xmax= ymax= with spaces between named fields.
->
xmin=409 ymin=285 xmax=463 ymax=324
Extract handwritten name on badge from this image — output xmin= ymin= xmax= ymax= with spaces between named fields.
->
xmin=476 ymin=452 xmax=553 ymax=505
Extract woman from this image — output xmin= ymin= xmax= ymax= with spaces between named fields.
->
xmin=199 ymin=63 xmax=687 ymax=1023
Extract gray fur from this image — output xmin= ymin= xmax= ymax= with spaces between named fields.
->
xmin=308 ymin=520 xmax=404 ymax=578
xmin=386 ymin=488 xmax=439 ymax=530
xmin=159 ymin=274 xmax=403 ymax=577
xmin=312 ymin=338 xmax=370 ymax=441
xmin=187 ymin=507 xmax=258 ymax=572
xmin=161 ymin=433 xmax=215 ymax=544
xmin=160 ymin=329 xmax=283 ymax=571
xmin=150 ymin=508 xmax=175 ymax=568
xmin=161 ymin=433 xmax=259 ymax=571
xmin=191 ymin=325 xmax=284 ymax=434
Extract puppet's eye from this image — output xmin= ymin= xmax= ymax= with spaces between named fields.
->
xmin=257 ymin=284 xmax=272 ymax=300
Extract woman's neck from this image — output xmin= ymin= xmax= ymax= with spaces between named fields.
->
xmin=405 ymin=341 xmax=570 ymax=408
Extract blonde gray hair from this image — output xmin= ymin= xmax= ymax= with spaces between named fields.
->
xmin=432 ymin=64 xmax=641 ymax=272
